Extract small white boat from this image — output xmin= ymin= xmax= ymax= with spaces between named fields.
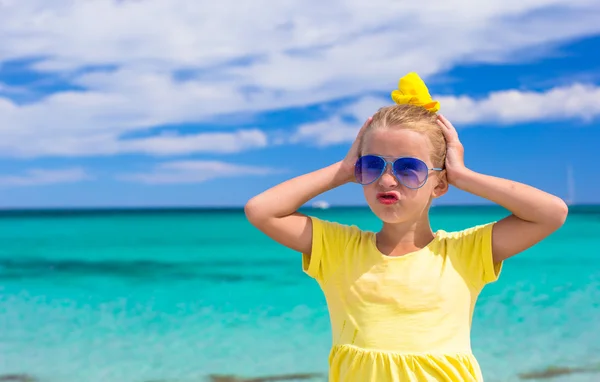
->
xmin=566 ymin=164 xmax=575 ymax=206
xmin=311 ymin=200 xmax=330 ymax=209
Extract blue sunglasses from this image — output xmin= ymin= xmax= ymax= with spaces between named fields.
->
xmin=355 ymin=155 xmax=443 ymax=189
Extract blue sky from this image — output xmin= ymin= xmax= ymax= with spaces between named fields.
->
xmin=0 ymin=1 xmax=599 ymax=208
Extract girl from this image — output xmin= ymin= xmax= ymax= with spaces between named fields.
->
xmin=244 ymin=73 xmax=568 ymax=381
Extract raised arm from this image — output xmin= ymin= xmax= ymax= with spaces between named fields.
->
xmin=437 ymin=114 xmax=568 ymax=263
xmin=245 ymin=161 xmax=349 ymax=254
xmin=244 ymin=117 xmax=372 ymax=255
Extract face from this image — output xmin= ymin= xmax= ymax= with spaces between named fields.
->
xmin=359 ymin=128 xmax=447 ymax=224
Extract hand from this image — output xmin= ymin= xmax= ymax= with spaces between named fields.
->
xmin=437 ymin=114 xmax=467 ymax=186
xmin=338 ymin=116 xmax=373 ymax=183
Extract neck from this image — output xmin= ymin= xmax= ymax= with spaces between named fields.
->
xmin=377 ymin=213 xmax=435 ymax=249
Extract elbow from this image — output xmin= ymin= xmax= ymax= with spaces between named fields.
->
xmin=244 ymin=197 xmax=259 ymax=224
xmin=547 ymin=196 xmax=569 ymax=230
xmin=244 ymin=196 xmax=266 ymax=226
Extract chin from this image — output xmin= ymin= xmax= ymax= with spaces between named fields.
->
xmin=366 ymin=194 xmax=433 ymax=224
xmin=366 ymin=200 xmax=408 ymax=224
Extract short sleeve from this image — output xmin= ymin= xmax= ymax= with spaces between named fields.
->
xmin=301 ymin=216 xmax=356 ymax=285
xmin=446 ymin=222 xmax=503 ymax=288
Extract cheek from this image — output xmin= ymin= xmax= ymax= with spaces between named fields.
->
xmin=362 ymin=184 xmax=376 ymax=199
xmin=362 ymin=185 xmax=383 ymax=205
xmin=398 ymin=184 xmax=436 ymax=203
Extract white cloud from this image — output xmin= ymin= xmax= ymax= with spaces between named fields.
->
xmin=438 ymin=83 xmax=600 ymax=125
xmin=0 ymin=83 xmax=29 ymax=96
xmin=0 ymin=0 xmax=599 ymax=158
xmin=291 ymin=83 xmax=600 ymax=146
xmin=119 ymin=160 xmax=281 ymax=184
xmin=121 ymin=129 xmax=268 ymax=156
xmin=289 ymin=117 xmax=360 ymax=147
xmin=0 ymin=167 xmax=91 ymax=187
xmin=0 ymin=120 xmax=268 ymax=158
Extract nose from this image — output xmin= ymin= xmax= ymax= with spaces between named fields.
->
xmin=378 ymin=164 xmax=398 ymax=188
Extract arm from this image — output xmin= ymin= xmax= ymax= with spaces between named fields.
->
xmin=244 ymin=161 xmax=351 ymax=255
xmin=245 ymin=117 xmax=372 ymax=255
xmin=438 ymin=115 xmax=568 ymax=263
xmin=454 ymin=169 xmax=568 ymax=263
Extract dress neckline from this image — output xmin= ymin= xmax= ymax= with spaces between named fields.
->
xmin=368 ymin=230 xmax=441 ymax=261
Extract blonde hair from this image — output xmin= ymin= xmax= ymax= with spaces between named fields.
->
xmin=360 ymin=104 xmax=446 ymax=168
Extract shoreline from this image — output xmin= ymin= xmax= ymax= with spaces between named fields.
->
xmin=3 ymin=363 xmax=600 ymax=382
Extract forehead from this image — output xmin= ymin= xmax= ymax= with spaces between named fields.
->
xmin=363 ymin=128 xmax=433 ymax=162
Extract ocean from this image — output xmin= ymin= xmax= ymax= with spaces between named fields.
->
xmin=0 ymin=205 xmax=598 ymax=382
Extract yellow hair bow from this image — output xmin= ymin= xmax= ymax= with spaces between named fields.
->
xmin=390 ymin=72 xmax=440 ymax=113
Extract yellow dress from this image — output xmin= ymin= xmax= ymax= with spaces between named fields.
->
xmin=302 ymin=217 xmax=503 ymax=382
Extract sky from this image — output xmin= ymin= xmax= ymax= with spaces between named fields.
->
xmin=0 ymin=0 xmax=599 ymax=208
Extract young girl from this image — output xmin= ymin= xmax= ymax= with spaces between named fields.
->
xmin=244 ymin=73 xmax=568 ymax=381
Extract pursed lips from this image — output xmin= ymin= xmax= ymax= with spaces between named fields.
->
xmin=376 ymin=192 xmax=400 ymax=204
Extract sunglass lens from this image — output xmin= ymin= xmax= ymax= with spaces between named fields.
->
xmin=393 ymin=158 xmax=429 ymax=188
xmin=355 ymin=155 xmax=385 ymax=185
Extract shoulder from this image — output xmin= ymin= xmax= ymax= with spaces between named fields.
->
xmin=302 ymin=216 xmax=368 ymax=283
xmin=308 ymin=216 xmax=369 ymax=258
xmin=435 ymin=222 xmax=501 ymax=286
xmin=435 ymin=222 xmax=495 ymax=249
xmin=309 ymin=216 xmax=365 ymax=243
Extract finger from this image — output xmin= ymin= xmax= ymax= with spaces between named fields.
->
xmin=439 ymin=114 xmax=458 ymax=133
xmin=437 ymin=120 xmax=453 ymax=141
xmin=356 ymin=116 xmax=373 ymax=138
xmin=361 ymin=116 xmax=373 ymax=129
xmin=438 ymin=115 xmax=459 ymax=141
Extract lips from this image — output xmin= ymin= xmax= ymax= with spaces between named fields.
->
xmin=376 ymin=192 xmax=400 ymax=205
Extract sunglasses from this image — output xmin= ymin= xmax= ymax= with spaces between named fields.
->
xmin=354 ymin=155 xmax=443 ymax=189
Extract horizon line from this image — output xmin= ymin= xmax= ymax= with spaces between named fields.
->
xmin=0 ymin=202 xmax=596 ymax=212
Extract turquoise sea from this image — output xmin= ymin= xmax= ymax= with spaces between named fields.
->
xmin=0 ymin=205 xmax=599 ymax=382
